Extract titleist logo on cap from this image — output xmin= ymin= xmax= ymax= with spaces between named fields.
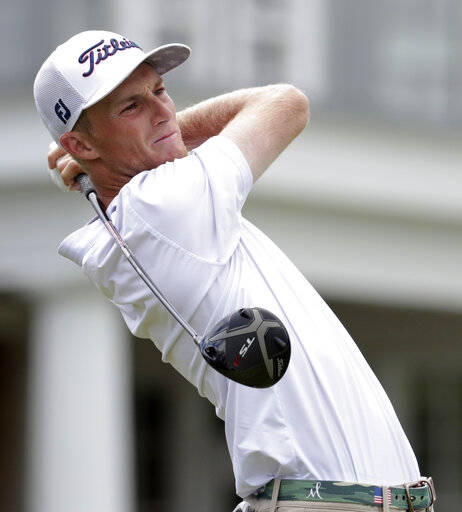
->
xmin=78 ymin=38 xmax=141 ymax=77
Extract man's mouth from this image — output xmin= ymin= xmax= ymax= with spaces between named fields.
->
xmin=154 ymin=131 xmax=176 ymax=143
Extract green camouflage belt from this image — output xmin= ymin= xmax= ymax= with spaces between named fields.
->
xmin=255 ymin=478 xmax=436 ymax=510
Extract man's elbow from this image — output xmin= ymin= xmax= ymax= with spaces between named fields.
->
xmin=290 ymin=86 xmax=310 ymax=132
xmin=278 ymin=84 xmax=310 ymax=134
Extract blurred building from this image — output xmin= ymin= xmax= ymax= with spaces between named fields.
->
xmin=1 ymin=1 xmax=461 ymax=511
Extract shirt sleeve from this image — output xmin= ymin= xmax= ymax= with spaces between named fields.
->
xmin=119 ymin=135 xmax=254 ymax=262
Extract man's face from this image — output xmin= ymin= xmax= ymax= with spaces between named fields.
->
xmin=84 ymin=63 xmax=188 ymax=176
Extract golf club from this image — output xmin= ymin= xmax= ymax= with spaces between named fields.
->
xmin=76 ymin=173 xmax=291 ymax=388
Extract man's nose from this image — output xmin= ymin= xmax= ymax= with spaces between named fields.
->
xmin=148 ymin=95 xmax=171 ymax=124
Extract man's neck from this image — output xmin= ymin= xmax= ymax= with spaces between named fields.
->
xmin=82 ymin=160 xmax=136 ymax=210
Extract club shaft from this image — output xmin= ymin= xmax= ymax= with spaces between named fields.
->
xmin=85 ymin=189 xmax=201 ymax=346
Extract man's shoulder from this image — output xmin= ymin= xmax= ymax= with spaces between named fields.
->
xmin=191 ymin=135 xmax=251 ymax=171
xmin=117 ymin=134 xmax=252 ymax=211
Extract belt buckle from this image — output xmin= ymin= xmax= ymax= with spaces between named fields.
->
xmin=404 ymin=477 xmax=436 ymax=511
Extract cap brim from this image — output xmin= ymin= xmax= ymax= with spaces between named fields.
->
xmin=84 ymin=43 xmax=190 ymax=110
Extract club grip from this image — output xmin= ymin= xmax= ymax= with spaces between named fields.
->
xmin=76 ymin=173 xmax=96 ymax=199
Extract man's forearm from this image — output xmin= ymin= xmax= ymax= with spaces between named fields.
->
xmin=177 ymin=87 xmax=264 ymax=151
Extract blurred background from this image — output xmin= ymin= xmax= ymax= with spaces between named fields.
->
xmin=1 ymin=0 xmax=461 ymax=510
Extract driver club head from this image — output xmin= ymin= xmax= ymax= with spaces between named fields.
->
xmin=200 ymin=307 xmax=291 ymax=388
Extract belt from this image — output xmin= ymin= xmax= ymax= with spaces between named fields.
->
xmin=254 ymin=478 xmax=436 ymax=510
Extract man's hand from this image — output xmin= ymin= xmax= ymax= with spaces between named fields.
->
xmin=47 ymin=141 xmax=83 ymax=191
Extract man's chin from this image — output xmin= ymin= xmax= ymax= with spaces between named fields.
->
xmin=164 ymin=142 xmax=189 ymax=161
xmin=145 ymin=149 xmax=187 ymax=170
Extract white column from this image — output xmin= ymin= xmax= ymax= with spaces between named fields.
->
xmin=287 ymin=0 xmax=329 ymax=101
xmin=26 ymin=287 xmax=134 ymax=512
xmin=189 ymin=0 xmax=215 ymax=88
xmin=230 ymin=0 xmax=256 ymax=87
xmin=112 ymin=0 xmax=161 ymax=46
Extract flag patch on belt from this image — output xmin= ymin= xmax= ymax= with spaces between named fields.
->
xmin=374 ymin=487 xmax=383 ymax=504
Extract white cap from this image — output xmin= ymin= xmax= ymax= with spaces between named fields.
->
xmin=34 ymin=30 xmax=190 ymax=143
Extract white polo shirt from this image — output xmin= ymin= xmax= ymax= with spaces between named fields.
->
xmin=59 ymin=136 xmax=420 ymax=498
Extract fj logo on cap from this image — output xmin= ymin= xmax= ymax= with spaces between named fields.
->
xmin=55 ymin=99 xmax=71 ymax=124
xmin=78 ymin=38 xmax=141 ymax=77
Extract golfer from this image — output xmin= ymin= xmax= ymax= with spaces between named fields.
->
xmin=35 ymin=30 xmax=435 ymax=512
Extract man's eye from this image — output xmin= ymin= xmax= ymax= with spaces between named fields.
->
xmin=155 ymin=87 xmax=165 ymax=96
xmin=122 ymin=103 xmax=137 ymax=113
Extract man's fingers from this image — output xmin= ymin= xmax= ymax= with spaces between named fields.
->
xmin=47 ymin=167 xmax=70 ymax=191
xmin=68 ymin=182 xmax=81 ymax=192
xmin=56 ymin=154 xmax=73 ymax=172
xmin=47 ymin=140 xmax=85 ymax=192
xmin=48 ymin=141 xmax=67 ymax=169
xmin=61 ymin=159 xmax=84 ymax=188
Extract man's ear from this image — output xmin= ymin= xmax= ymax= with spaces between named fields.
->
xmin=60 ymin=131 xmax=99 ymax=160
